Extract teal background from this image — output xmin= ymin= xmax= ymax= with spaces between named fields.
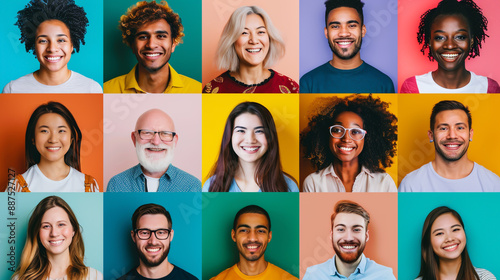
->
xmin=103 ymin=192 xmax=201 ymax=280
xmin=103 ymin=0 xmax=202 ymax=83
xmin=0 ymin=0 xmax=104 ymax=88
xmin=398 ymin=193 xmax=500 ymax=279
xmin=202 ymin=193 xmax=299 ymax=279
xmin=0 ymin=193 xmax=103 ymax=279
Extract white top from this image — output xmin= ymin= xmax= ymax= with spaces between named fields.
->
xmin=303 ymin=164 xmax=397 ymax=192
xmin=13 ymin=164 xmax=98 ymax=192
xmin=144 ymin=175 xmax=160 ymax=192
xmin=2 ymin=71 xmax=102 ymax=93
xmin=415 ymin=267 xmax=495 ymax=280
xmin=12 ymin=267 xmax=103 ymax=280
xmin=416 ymin=71 xmax=488 ymax=93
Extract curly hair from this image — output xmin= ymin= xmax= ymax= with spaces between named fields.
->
xmin=417 ymin=0 xmax=488 ymax=60
xmin=119 ymin=0 xmax=184 ymax=47
xmin=15 ymin=0 xmax=88 ymax=54
xmin=301 ymin=95 xmax=397 ymax=173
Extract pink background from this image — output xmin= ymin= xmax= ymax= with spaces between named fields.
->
xmin=397 ymin=0 xmax=500 ymax=91
xmin=201 ymin=0 xmax=300 ymax=86
xmin=103 ymin=95 xmax=202 ymax=190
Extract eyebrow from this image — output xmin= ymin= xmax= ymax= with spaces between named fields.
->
xmin=234 ymin=126 xmax=265 ymax=130
xmin=136 ymin=30 xmax=169 ymax=36
xmin=38 ymin=125 xmax=68 ymax=129
xmin=432 ymin=224 xmax=462 ymax=234
xmin=236 ymin=224 xmax=269 ymax=230
xmin=333 ymin=122 xmax=362 ymax=128
xmin=436 ymin=122 xmax=467 ymax=127
xmin=36 ymin=34 xmax=68 ymax=39
xmin=433 ymin=29 xmax=468 ymax=33
xmin=328 ymin=20 xmax=359 ymax=26
xmin=335 ymin=223 xmax=364 ymax=229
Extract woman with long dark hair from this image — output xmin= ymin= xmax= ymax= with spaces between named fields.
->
xmin=203 ymin=102 xmax=297 ymax=192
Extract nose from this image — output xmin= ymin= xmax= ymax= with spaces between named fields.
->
xmin=50 ymin=227 xmax=59 ymax=237
xmin=47 ymin=40 xmax=58 ymax=52
xmin=447 ymin=128 xmax=458 ymax=139
xmin=443 ymin=37 xmax=457 ymax=49
xmin=48 ymin=132 xmax=58 ymax=143
xmin=146 ymin=36 xmax=158 ymax=48
xmin=339 ymin=25 xmax=350 ymax=37
xmin=341 ymin=130 xmax=352 ymax=142
xmin=150 ymin=132 xmax=162 ymax=145
xmin=245 ymin=131 xmax=256 ymax=143
xmin=248 ymin=230 xmax=257 ymax=241
xmin=147 ymin=232 xmax=159 ymax=243
xmin=248 ymin=32 xmax=256 ymax=44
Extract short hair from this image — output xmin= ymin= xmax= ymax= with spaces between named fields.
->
xmin=216 ymin=6 xmax=285 ymax=72
xmin=15 ymin=0 xmax=89 ymax=54
xmin=119 ymin=0 xmax=184 ymax=47
xmin=430 ymin=100 xmax=472 ymax=130
xmin=131 ymin=203 xmax=172 ymax=229
xmin=331 ymin=200 xmax=370 ymax=228
xmin=25 ymin=102 xmax=83 ymax=171
xmin=417 ymin=0 xmax=488 ymax=60
xmin=233 ymin=205 xmax=271 ymax=231
xmin=324 ymin=0 xmax=365 ymax=26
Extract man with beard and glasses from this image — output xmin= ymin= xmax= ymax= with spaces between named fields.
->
xmin=210 ymin=205 xmax=298 ymax=280
xmin=104 ymin=1 xmax=201 ymax=93
xmin=400 ymin=100 xmax=500 ymax=192
xmin=118 ymin=203 xmax=198 ymax=280
xmin=299 ymin=0 xmax=394 ymax=93
xmin=303 ymin=200 xmax=395 ymax=279
xmin=107 ymin=109 xmax=200 ymax=192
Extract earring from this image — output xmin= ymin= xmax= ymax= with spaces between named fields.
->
xmin=430 ymin=140 xmax=434 ymax=143
xmin=469 ymin=139 xmax=472 ymax=142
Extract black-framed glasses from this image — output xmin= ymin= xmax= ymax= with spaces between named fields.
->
xmin=329 ymin=125 xmax=367 ymax=141
xmin=137 ymin=130 xmax=176 ymax=142
xmin=134 ymin=228 xmax=172 ymax=240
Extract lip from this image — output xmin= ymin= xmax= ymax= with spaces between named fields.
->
xmin=441 ymin=142 xmax=463 ymax=150
xmin=244 ymin=243 xmax=261 ymax=252
xmin=440 ymin=52 xmax=461 ymax=62
xmin=48 ymin=239 xmax=64 ymax=246
xmin=142 ymin=51 xmax=164 ymax=60
xmin=339 ymin=242 xmax=359 ymax=252
xmin=443 ymin=243 xmax=459 ymax=251
xmin=246 ymin=48 xmax=262 ymax=54
xmin=46 ymin=146 xmax=62 ymax=152
xmin=241 ymin=146 xmax=260 ymax=153
xmin=336 ymin=145 xmax=355 ymax=154
xmin=145 ymin=147 xmax=167 ymax=152
xmin=145 ymin=246 xmax=162 ymax=254
xmin=45 ymin=56 xmax=63 ymax=63
xmin=335 ymin=39 xmax=354 ymax=48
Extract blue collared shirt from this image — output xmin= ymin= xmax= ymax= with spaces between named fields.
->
xmin=106 ymin=164 xmax=200 ymax=192
xmin=303 ymin=254 xmax=396 ymax=280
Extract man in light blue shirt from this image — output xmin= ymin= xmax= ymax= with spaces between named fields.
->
xmin=303 ymin=201 xmax=395 ymax=279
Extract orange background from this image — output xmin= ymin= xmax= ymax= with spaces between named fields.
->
xmin=300 ymin=193 xmax=398 ymax=279
xmin=0 ymin=94 xmax=103 ymax=191
xmin=201 ymin=0 xmax=300 ymax=86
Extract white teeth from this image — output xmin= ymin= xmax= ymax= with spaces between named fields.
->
xmin=441 ymin=54 xmax=458 ymax=59
xmin=49 ymin=240 xmax=63 ymax=245
xmin=145 ymin=53 xmax=160 ymax=57
xmin=246 ymin=48 xmax=261 ymax=53
xmin=148 ymin=148 xmax=164 ymax=151
xmin=242 ymin=147 xmax=258 ymax=151
xmin=339 ymin=147 xmax=354 ymax=151
xmin=247 ymin=245 xmax=258 ymax=249
xmin=146 ymin=247 xmax=160 ymax=252
xmin=46 ymin=56 xmax=62 ymax=61
xmin=445 ymin=144 xmax=459 ymax=148
xmin=341 ymin=245 xmax=356 ymax=249
xmin=337 ymin=42 xmax=351 ymax=46
xmin=444 ymin=244 xmax=458 ymax=250
xmin=47 ymin=147 xmax=61 ymax=151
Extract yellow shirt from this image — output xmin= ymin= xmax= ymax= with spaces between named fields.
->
xmin=103 ymin=64 xmax=201 ymax=93
xmin=211 ymin=263 xmax=298 ymax=280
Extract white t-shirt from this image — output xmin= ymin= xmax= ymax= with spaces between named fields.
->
xmin=416 ymin=71 xmax=488 ymax=93
xmin=144 ymin=175 xmax=160 ymax=192
xmin=2 ymin=71 xmax=102 ymax=93
xmin=12 ymin=267 xmax=103 ymax=280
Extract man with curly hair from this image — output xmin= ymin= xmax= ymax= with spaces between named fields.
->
xmin=399 ymin=100 xmax=500 ymax=192
xmin=104 ymin=1 xmax=201 ymax=93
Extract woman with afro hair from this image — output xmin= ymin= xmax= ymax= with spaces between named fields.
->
xmin=301 ymin=95 xmax=397 ymax=192
xmin=400 ymin=0 xmax=500 ymax=93
xmin=2 ymin=0 xmax=102 ymax=93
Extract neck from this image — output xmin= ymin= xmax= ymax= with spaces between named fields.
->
xmin=141 ymin=165 xmax=168 ymax=178
xmin=432 ymin=155 xmax=474 ymax=179
xmin=333 ymin=159 xmax=361 ymax=192
xmin=335 ymin=254 xmax=362 ymax=277
xmin=47 ymin=252 xmax=71 ymax=279
xmin=34 ymin=68 xmax=71 ymax=86
xmin=136 ymin=63 xmax=171 ymax=93
xmin=37 ymin=160 xmax=71 ymax=181
xmin=432 ymin=67 xmax=470 ymax=89
xmin=237 ymin=257 xmax=268 ymax=276
xmin=234 ymin=160 xmax=260 ymax=192
xmin=438 ymin=256 xmax=461 ymax=280
xmin=330 ymin=54 xmax=363 ymax=70
xmin=230 ymin=65 xmax=270 ymax=85
xmin=137 ymin=259 xmax=173 ymax=279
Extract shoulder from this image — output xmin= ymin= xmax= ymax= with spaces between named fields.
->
xmin=202 ymin=176 xmax=214 ymax=192
xmin=301 ymin=63 xmax=331 ymax=79
xmin=203 ymin=72 xmax=228 ymax=93
xmin=266 ymin=263 xmax=298 ymax=280
xmin=172 ymin=265 xmax=199 ymax=280
xmin=303 ymin=258 xmax=332 ymax=279
xmin=400 ymin=76 xmax=419 ymax=93
xmin=210 ymin=266 xmax=233 ymax=280
xmin=70 ymin=72 xmax=103 ymax=93
xmin=487 ymin=77 xmax=500 ymax=93
xmin=361 ymin=62 xmax=393 ymax=83
xmin=399 ymin=163 xmax=431 ymax=192
xmin=86 ymin=267 xmax=103 ymax=280
xmin=167 ymin=165 xmax=201 ymax=191
xmin=369 ymin=171 xmax=397 ymax=192
xmin=302 ymin=170 xmax=324 ymax=192
xmin=474 ymin=163 xmax=500 ymax=184
xmin=271 ymin=70 xmax=299 ymax=93
xmin=116 ymin=268 xmax=137 ymax=280
xmin=475 ymin=267 xmax=496 ymax=280
xmin=364 ymin=257 xmax=395 ymax=278
xmin=169 ymin=65 xmax=201 ymax=93
xmin=284 ymin=175 xmax=299 ymax=192
xmin=104 ymin=73 xmax=128 ymax=93
xmin=2 ymin=73 xmax=35 ymax=93
xmin=107 ymin=165 xmax=139 ymax=192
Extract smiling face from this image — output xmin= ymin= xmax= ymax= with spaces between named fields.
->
xmin=232 ymin=113 xmax=268 ymax=165
xmin=132 ymin=214 xmax=173 ymax=267
xmin=35 ymin=20 xmax=73 ymax=74
xmin=231 ymin=213 xmax=272 ymax=262
xmin=430 ymin=14 xmax=471 ymax=72
xmin=39 ymin=206 xmax=75 ymax=258
xmin=234 ymin=14 xmax=270 ymax=68
xmin=324 ymin=7 xmax=365 ymax=60
xmin=430 ymin=213 xmax=466 ymax=262
xmin=132 ymin=19 xmax=177 ymax=73
xmin=34 ymin=113 xmax=72 ymax=165
xmin=331 ymin=212 xmax=368 ymax=264
xmin=329 ymin=111 xmax=364 ymax=164
xmin=429 ymin=109 xmax=472 ymax=162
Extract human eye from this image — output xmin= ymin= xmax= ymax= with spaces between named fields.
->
xmin=348 ymin=23 xmax=358 ymax=28
xmin=255 ymin=128 xmax=265 ymax=134
xmin=330 ymin=24 xmax=340 ymax=29
xmin=37 ymin=38 xmax=48 ymax=44
xmin=41 ymin=224 xmax=51 ymax=229
xmin=434 ymin=35 xmax=445 ymax=41
xmin=137 ymin=34 xmax=148 ymax=41
xmin=157 ymin=34 xmax=167 ymax=39
xmin=457 ymin=125 xmax=466 ymax=130
xmin=141 ymin=130 xmax=154 ymax=136
xmin=336 ymin=227 xmax=344 ymax=232
xmin=351 ymin=128 xmax=363 ymax=135
xmin=455 ymin=34 xmax=467 ymax=41
xmin=234 ymin=128 xmax=245 ymax=133
xmin=57 ymin=38 xmax=67 ymax=43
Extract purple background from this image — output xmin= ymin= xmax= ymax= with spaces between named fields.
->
xmin=300 ymin=0 xmax=398 ymax=90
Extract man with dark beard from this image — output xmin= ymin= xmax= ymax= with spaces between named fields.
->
xmin=210 ymin=205 xmax=297 ymax=280
xmin=118 ymin=204 xmax=198 ymax=280
xmin=107 ymin=109 xmax=200 ymax=192
xmin=299 ymin=0 xmax=394 ymax=93
xmin=400 ymin=100 xmax=500 ymax=192
xmin=104 ymin=1 xmax=201 ymax=93
xmin=303 ymin=201 xmax=395 ymax=279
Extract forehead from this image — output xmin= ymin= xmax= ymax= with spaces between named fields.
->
xmin=434 ymin=109 xmax=469 ymax=127
xmin=334 ymin=111 xmax=363 ymax=127
xmin=137 ymin=214 xmax=170 ymax=228
xmin=431 ymin=213 xmax=461 ymax=231
xmin=244 ymin=14 xmax=265 ymax=27
xmin=37 ymin=19 xmax=70 ymax=35
xmin=431 ymin=14 xmax=469 ymax=31
xmin=333 ymin=212 xmax=366 ymax=228
xmin=137 ymin=19 xmax=171 ymax=34
xmin=42 ymin=206 xmax=70 ymax=222
xmin=36 ymin=113 xmax=69 ymax=127
xmin=236 ymin=213 xmax=269 ymax=228
xmin=234 ymin=113 xmax=263 ymax=127
xmin=327 ymin=7 xmax=361 ymax=23
xmin=136 ymin=110 xmax=175 ymax=131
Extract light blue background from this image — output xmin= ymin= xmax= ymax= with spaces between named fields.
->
xmin=0 ymin=0 xmax=104 ymax=88
xmin=398 ymin=193 xmax=500 ymax=279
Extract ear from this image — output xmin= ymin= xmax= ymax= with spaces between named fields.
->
xmin=131 ymin=131 xmax=137 ymax=147
xmin=231 ymin=229 xmax=236 ymax=242
xmin=171 ymin=41 xmax=177 ymax=53
xmin=361 ymin=24 xmax=366 ymax=38
xmin=268 ymin=230 xmax=272 ymax=243
xmin=324 ymin=27 xmax=328 ymax=39
xmin=469 ymin=128 xmax=473 ymax=141
xmin=366 ymin=229 xmax=369 ymax=242
xmin=173 ymin=133 xmax=178 ymax=145
xmin=169 ymin=229 xmax=174 ymax=242
xmin=428 ymin=130 xmax=434 ymax=142
xmin=131 ymin=230 xmax=136 ymax=243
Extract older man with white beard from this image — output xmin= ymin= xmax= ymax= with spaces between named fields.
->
xmin=107 ymin=109 xmax=200 ymax=192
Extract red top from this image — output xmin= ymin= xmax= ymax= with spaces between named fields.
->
xmin=203 ymin=70 xmax=299 ymax=93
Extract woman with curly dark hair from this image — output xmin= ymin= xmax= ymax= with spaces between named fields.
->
xmin=301 ymin=95 xmax=397 ymax=192
xmin=2 ymin=0 xmax=102 ymax=93
xmin=400 ymin=0 xmax=499 ymax=93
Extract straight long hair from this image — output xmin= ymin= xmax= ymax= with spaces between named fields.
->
xmin=207 ymin=102 xmax=291 ymax=192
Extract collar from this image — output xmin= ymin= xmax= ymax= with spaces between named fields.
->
xmin=131 ymin=163 xmax=172 ymax=180
xmin=331 ymin=254 xmax=367 ymax=277
xmin=123 ymin=64 xmax=184 ymax=93
xmin=321 ymin=164 xmax=374 ymax=179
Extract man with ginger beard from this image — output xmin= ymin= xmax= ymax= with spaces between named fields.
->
xmin=303 ymin=201 xmax=395 ymax=279
xmin=210 ymin=205 xmax=298 ymax=280
xmin=118 ymin=203 xmax=198 ymax=280
xmin=107 ymin=109 xmax=200 ymax=192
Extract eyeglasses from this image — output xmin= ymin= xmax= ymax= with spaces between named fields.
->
xmin=134 ymin=228 xmax=172 ymax=240
xmin=137 ymin=130 xmax=176 ymax=142
xmin=329 ymin=125 xmax=366 ymax=141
